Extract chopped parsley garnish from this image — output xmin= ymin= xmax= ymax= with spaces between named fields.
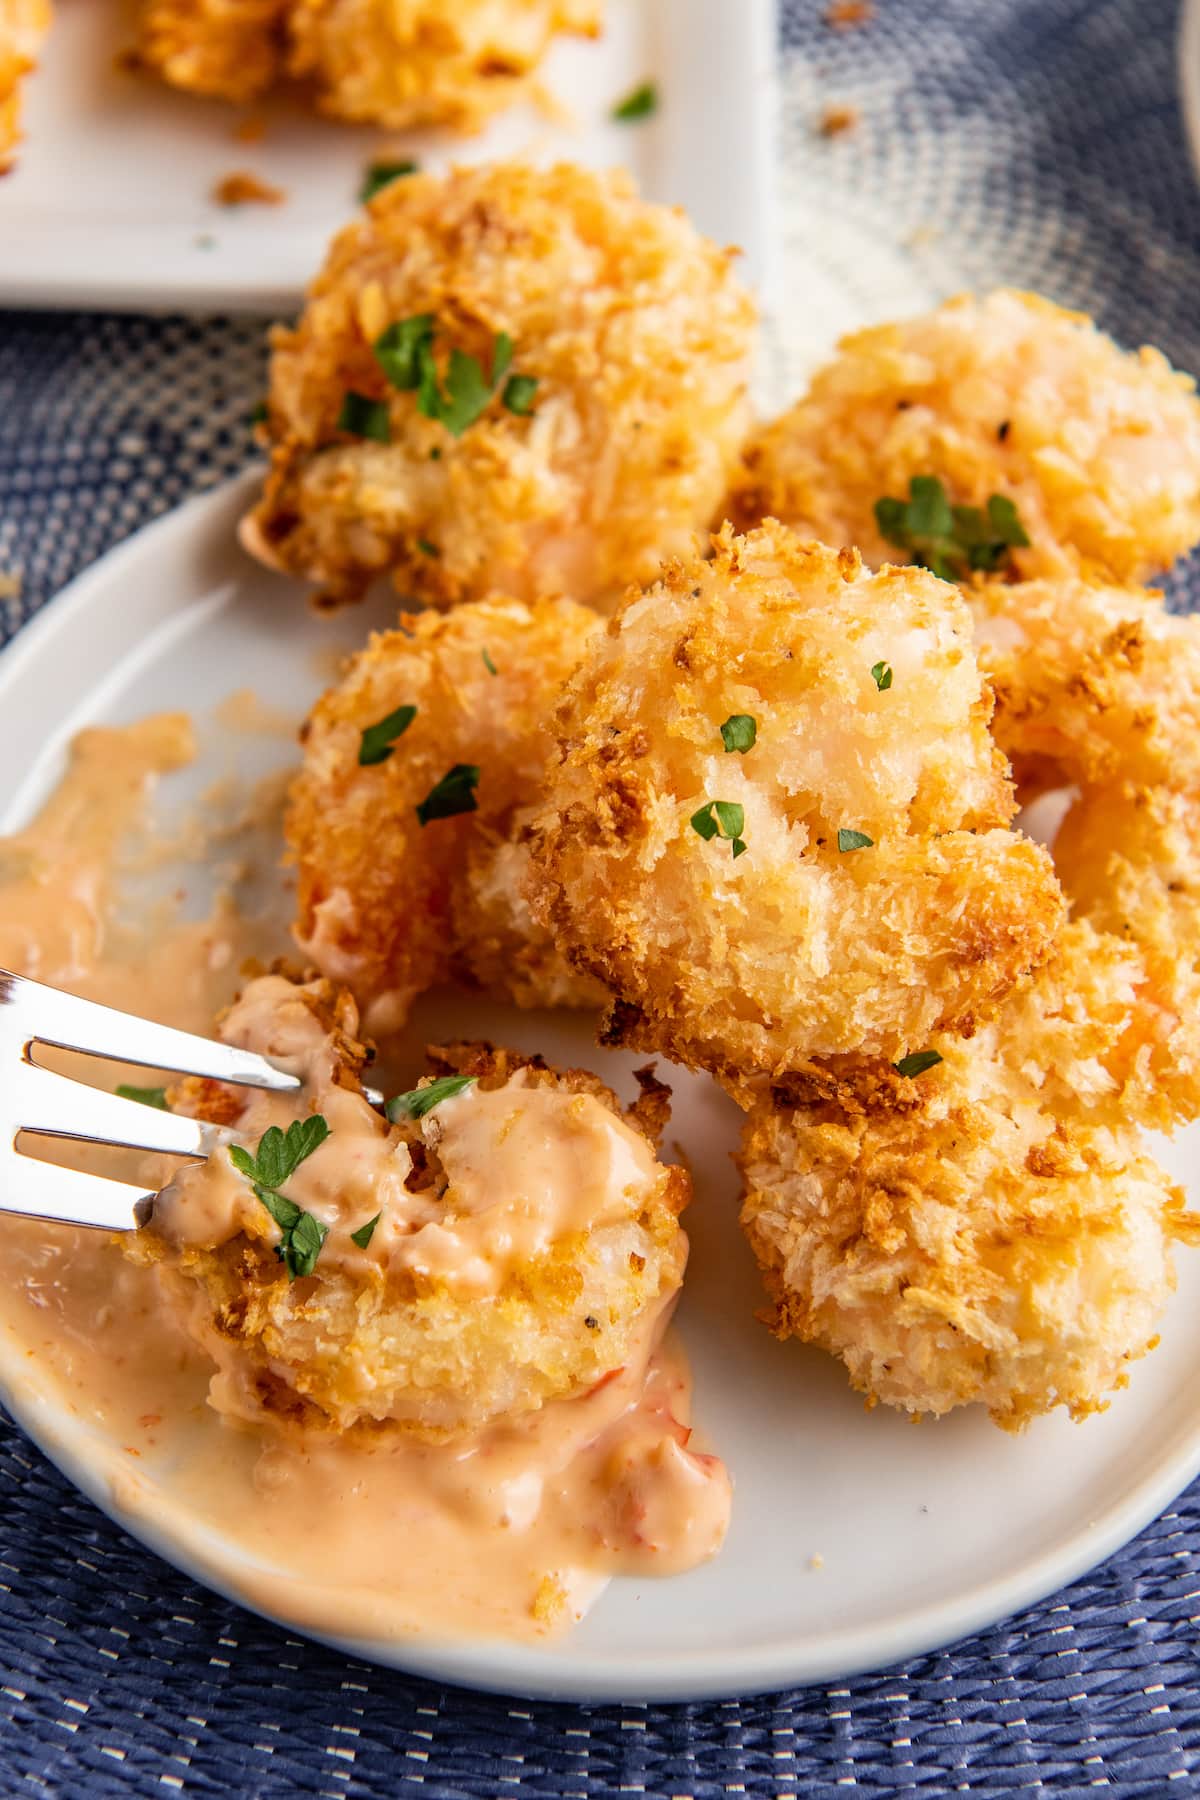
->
xmin=691 ymin=798 xmax=747 ymax=859
xmin=359 ymin=158 xmax=419 ymax=204
xmin=229 ymin=1115 xmax=331 ymax=1281
xmin=482 ymin=648 xmax=498 ymax=676
xmin=612 ymin=80 xmax=659 ymax=121
xmin=358 ymin=703 xmax=416 ymax=766
xmin=870 ymin=661 xmax=893 ymax=691
xmin=501 ymin=374 xmax=539 ymax=416
xmin=373 ymin=313 xmax=435 ymax=389
xmin=249 ymin=400 xmax=268 ymax=428
xmin=417 ymin=537 xmax=440 ymax=558
xmin=893 ymin=1049 xmax=943 ymax=1079
xmin=116 ymin=1084 xmax=168 ymax=1110
xmin=415 ymin=763 xmax=480 ymax=826
xmin=372 ymin=317 xmax=536 ymax=438
xmin=874 ymin=476 xmax=1029 ymax=582
xmin=837 ymin=828 xmax=874 ymax=852
xmin=720 ymin=714 xmax=757 ymax=754
xmin=386 ymin=1074 xmax=478 ymax=1122
xmin=337 ymin=390 xmax=390 ymax=443
xmin=350 ymin=1213 xmax=381 ymax=1249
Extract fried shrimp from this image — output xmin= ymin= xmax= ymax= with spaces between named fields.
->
xmin=286 ymin=0 xmax=601 ymax=132
xmin=730 ymin=290 xmax=1200 ymax=586
xmin=135 ymin=0 xmax=288 ymax=101
xmin=0 ymin=0 xmax=52 ymax=170
xmin=287 ymin=594 xmax=606 ymax=1034
xmin=132 ymin=973 xmax=688 ymax=1438
xmin=241 ymin=162 xmax=756 ymax=610
xmin=527 ymin=520 xmax=1064 ymax=1091
xmin=135 ymin=0 xmax=598 ymax=122
xmin=739 ymin=938 xmax=1197 ymax=1429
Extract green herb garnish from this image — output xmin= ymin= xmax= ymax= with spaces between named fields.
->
xmin=249 ymin=400 xmax=268 ymax=428
xmin=229 ymin=1116 xmax=331 ymax=1281
xmin=691 ymin=798 xmax=747 ymax=859
xmin=874 ymin=476 xmax=1029 ymax=581
xmin=373 ymin=319 xmax=537 ymax=438
xmin=116 ymin=1084 xmax=168 ymax=1110
xmin=415 ymin=763 xmax=480 ymax=826
xmin=386 ymin=1074 xmax=478 ymax=1122
xmin=358 ymin=703 xmax=416 ymax=766
xmin=416 ymin=537 xmax=440 ymax=558
xmin=337 ymin=391 xmax=390 ymax=443
xmin=373 ymin=313 xmax=435 ymax=390
xmin=612 ymin=80 xmax=658 ymax=121
xmin=720 ymin=714 xmax=757 ymax=754
xmin=870 ymin=661 xmax=893 ymax=692
xmin=501 ymin=374 xmax=539 ymax=416
xmin=894 ymin=1050 xmax=943 ymax=1079
xmin=482 ymin=648 xmax=498 ymax=676
xmin=837 ymin=828 xmax=874 ymax=853
xmin=359 ymin=158 xmax=419 ymax=204
xmin=350 ymin=1213 xmax=381 ymax=1249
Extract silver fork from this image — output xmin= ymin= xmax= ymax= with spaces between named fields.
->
xmin=0 ymin=969 xmax=381 ymax=1231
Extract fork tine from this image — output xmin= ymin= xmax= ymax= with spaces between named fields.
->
xmin=3 ymin=1152 xmax=152 ymax=1231
xmin=0 ymin=968 xmax=301 ymax=1093
xmin=14 ymin=1062 xmax=232 ymax=1159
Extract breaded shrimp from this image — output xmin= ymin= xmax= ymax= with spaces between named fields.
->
xmin=739 ymin=938 xmax=1197 ymax=1430
xmin=242 ymin=162 xmax=756 ymax=610
xmin=133 ymin=973 xmax=688 ymax=1439
xmin=528 ymin=520 xmax=1064 ymax=1091
xmin=0 ymin=0 xmax=52 ymax=170
xmin=135 ymin=0 xmax=288 ymax=101
xmin=730 ymin=291 xmax=1200 ymax=587
xmin=287 ymin=594 xmax=605 ymax=1034
xmin=286 ymin=0 xmax=601 ymax=132
xmin=975 ymin=577 xmax=1200 ymax=797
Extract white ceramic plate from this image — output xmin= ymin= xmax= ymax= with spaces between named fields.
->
xmin=1 ymin=474 xmax=1200 ymax=1703
xmin=0 ymin=0 xmax=775 ymax=313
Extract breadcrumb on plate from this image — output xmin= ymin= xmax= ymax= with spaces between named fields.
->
xmin=729 ymin=290 xmax=1200 ymax=587
xmin=528 ymin=520 xmax=1064 ymax=1091
xmin=287 ymin=594 xmax=606 ymax=1034
xmin=242 ymin=161 xmax=756 ymax=611
xmin=132 ymin=972 xmax=688 ymax=1439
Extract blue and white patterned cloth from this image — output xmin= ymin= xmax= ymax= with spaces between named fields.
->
xmin=3 ymin=1 xmax=1200 ymax=1791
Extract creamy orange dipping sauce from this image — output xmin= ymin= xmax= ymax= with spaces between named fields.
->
xmin=0 ymin=718 xmax=730 ymax=1644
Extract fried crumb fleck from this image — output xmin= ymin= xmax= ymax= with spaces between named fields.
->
xmin=820 ymin=103 xmax=860 ymax=137
xmin=824 ymin=0 xmax=875 ymax=26
xmin=213 ymin=170 xmax=285 ymax=208
xmin=233 ymin=115 xmax=268 ymax=144
xmin=531 ymin=1574 xmax=569 ymax=1624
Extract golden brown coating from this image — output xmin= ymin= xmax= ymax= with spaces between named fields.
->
xmin=286 ymin=0 xmax=601 ymax=131
xmin=739 ymin=939 xmax=1196 ymax=1430
xmin=135 ymin=0 xmax=288 ymax=101
xmin=287 ymin=594 xmax=605 ymax=1033
xmin=0 ymin=0 xmax=52 ymax=170
xmin=135 ymin=973 xmax=688 ymax=1439
xmin=242 ymin=162 xmax=756 ymax=610
xmin=528 ymin=520 xmax=1064 ymax=1090
xmin=730 ymin=290 xmax=1200 ymax=587
xmin=976 ymin=577 xmax=1200 ymax=797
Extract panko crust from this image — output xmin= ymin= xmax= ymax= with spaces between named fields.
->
xmin=529 ymin=520 xmax=1064 ymax=1089
xmin=286 ymin=594 xmax=606 ymax=1033
xmin=739 ymin=919 xmax=1200 ymax=1428
xmin=243 ymin=161 xmax=756 ymax=610
xmin=286 ymin=0 xmax=601 ymax=132
xmin=730 ymin=290 xmax=1200 ymax=587
xmin=134 ymin=974 xmax=688 ymax=1440
xmin=134 ymin=0 xmax=289 ymax=100
xmin=0 ymin=0 xmax=52 ymax=170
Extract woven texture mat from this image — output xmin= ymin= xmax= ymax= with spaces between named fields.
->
xmin=4 ymin=0 xmax=1200 ymax=1791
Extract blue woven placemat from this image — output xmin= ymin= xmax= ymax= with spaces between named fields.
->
xmin=4 ymin=0 xmax=1200 ymax=1791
